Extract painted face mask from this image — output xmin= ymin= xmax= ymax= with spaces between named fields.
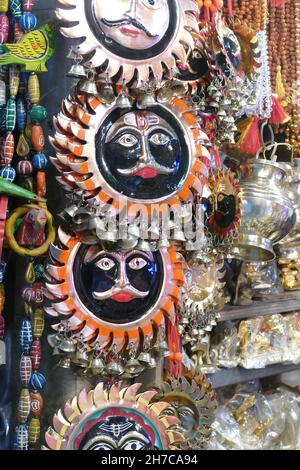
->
xmin=176 ymin=48 xmax=209 ymax=84
xmin=76 ymin=245 xmax=162 ymax=324
xmin=215 ymin=13 xmax=242 ymax=74
xmin=156 ymin=375 xmax=218 ymax=450
xmin=101 ymin=109 xmax=187 ymax=200
xmin=56 ymin=0 xmax=199 ymax=82
xmin=44 ymin=382 xmax=186 ymax=450
xmin=45 ymin=228 xmax=186 ymax=355
xmin=94 ymin=0 xmax=170 ymax=51
xmin=51 ymin=93 xmax=210 ymax=217
xmin=202 ymin=169 xmax=241 ymax=240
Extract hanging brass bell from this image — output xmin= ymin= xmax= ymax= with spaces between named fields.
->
xmin=137 ymin=93 xmax=157 ymax=109
xmin=124 ymin=358 xmax=145 ymax=376
xmin=173 ymin=229 xmax=186 ymax=242
xmin=159 ymin=339 xmax=170 ymax=358
xmin=89 ymin=355 xmax=105 ymax=376
xmin=138 ymin=350 xmax=152 ymax=365
xmin=106 ymin=360 xmax=124 ymax=376
xmin=57 ymin=356 xmax=72 ymax=369
xmin=98 ymin=82 xmax=115 ymax=105
xmin=58 ymin=337 xmax=76 ymax=354
xmin=137 ymin=239 xmax=153 ymax=251
xmin=71 ymin=347 xmax=89 ymax=368
xmin=67 ymin=63 xmax=86 ymax=79
xmin=78 ymin=77 xmax=98 ymax=95
xmin=116 ymin=91 xmax=132 ymax=109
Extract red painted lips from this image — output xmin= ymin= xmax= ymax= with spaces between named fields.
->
xmin=121 ymin=27 xmax=140 ymax=37
xmin=111 ymin=292 xmax=135 ymax=303
xmin=133 ymin=168 xmax=158 ymax=179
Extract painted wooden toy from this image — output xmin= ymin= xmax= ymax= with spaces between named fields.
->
xmin=0 ymin=23 xmax=55 ymax=71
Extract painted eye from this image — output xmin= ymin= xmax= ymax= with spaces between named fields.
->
xmin=128 ymin=257 xmax=147 ymax=270
xmin=150 ymin=133 xmax=170 ymax=145
xmin=217 ymin=194 xmax=225 ymax=202
xmin=96 ymin=257 xmax=116 ymax=271
xmin=122 ymin=440 xmax=146 ymax=450
xmin=116 ymin=134 xmax=138 ymax=147
xmin=142 ymin=0 xmax=161 ymax=10
xmin=192 ymin=50 xmax=201 ymax=59
xmin=89 ymin=443 xmax=114 ymax=450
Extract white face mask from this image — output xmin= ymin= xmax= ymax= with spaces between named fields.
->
xmin=93 ymin=0 xmax=170 ymax=50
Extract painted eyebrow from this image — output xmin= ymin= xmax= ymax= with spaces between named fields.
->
xmin=105 ymin=126 xmax=141 ymax=143
xmin=118 ymin=431 xmax=150 ymax=447
xmin=147 ymin=127 xmax=176 ymax=138
xmin=124 ymin=250 xmax=154 ymax=262
xmin=82 ymin=435 xmax=117 ymax=450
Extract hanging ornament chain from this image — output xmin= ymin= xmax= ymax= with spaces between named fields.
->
xmin=286 ymin=0 xmax=300 ymax=156
xmin=7 ymin=0 xmax=50 ymax=451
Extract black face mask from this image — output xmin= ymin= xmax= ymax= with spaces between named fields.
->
xmin=96 ymin=106 xmax=189 ymax=200
xmin=78 ymin=416 xmax=156 ymax=450
xmin=74 ymin=245 xmax=164 ymax=325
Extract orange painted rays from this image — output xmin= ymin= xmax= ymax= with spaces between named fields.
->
xmin=44 ymin=227 xmax=187 ymax=354
xmin=49 ymin=91 xmax=210 ymax=218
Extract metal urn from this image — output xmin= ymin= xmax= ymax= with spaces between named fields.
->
xmin=231 ymin=153 xmax=295 ymax=261
xmin=276 ymin=159 xmax=300 ymax=260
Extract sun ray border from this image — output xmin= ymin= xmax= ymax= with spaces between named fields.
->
xmin=50 ymin=91 xmax=210 ymax=217
xmin=43 ymin=382 xmax=185 ymax=450
xmin=45 ymin=227 xmax=188 ymax=352
xmin=56 ymin=0 xmax=199 ymax=82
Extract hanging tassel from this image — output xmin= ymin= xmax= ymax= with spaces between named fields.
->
xmin=237 ymin=116 xmax=261 ymax=154
xmin=167 ymin=317 xmax=182 ymax=379
xmin=269 ymin=94 xmax=290 ymax=126
xmin=276 ymin=65 xmax=288 ymax=106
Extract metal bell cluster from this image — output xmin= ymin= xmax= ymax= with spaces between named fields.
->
xmin=58 ymin=193 xmax=206 ymax=250
xmin=178 ymin=254 xmax=227 ymax=357
xmin=48 ymin=324 xmax=170 ymax=379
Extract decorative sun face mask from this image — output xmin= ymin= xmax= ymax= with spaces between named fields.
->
xmin=176 ymin=47 xmax=209 ymax=84
xmin=179 ymin=254 xmax=226 ymax=347
xmin=231 ymin=21 xmax=260 ymax=79
xmin=50 ymin=92 xmax=209 ymax=216
xmin=45 ymin=228 xmax=186 ymax=353
xmin=202 ymin=170 xmax=241 ymax=241
xmin=44 ymin=382 xmax=185 ymax=450
xmin=215 ymin=14 xmax=242 ymax=74
xmin=56 ymin=0 xmax=199 ymax=82
xmin=156 ymin=374 xmax=217 ymax=450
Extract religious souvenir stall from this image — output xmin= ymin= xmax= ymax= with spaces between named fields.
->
xmin=0 ymin=0 xmax=300 ymax=452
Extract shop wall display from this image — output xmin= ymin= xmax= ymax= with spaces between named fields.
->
xmin=0 ymin=0 xmax=300 ymax=452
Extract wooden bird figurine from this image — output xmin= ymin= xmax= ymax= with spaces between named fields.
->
xmin=0 ymin=23 xmax=56 ymax=72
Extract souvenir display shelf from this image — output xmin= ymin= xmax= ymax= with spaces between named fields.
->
xmin=219 ymin=291 xmax=300 ymax=321
xmin=208 ymin=362 xmax=300 ymax=389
